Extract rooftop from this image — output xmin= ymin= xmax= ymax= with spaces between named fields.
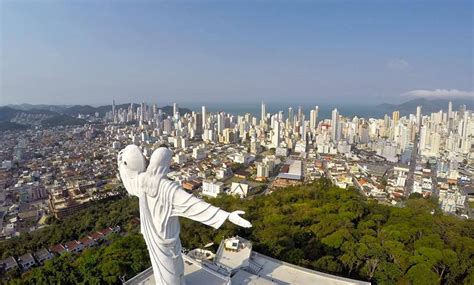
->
xmin=215 ymin=236 xmax=251 ymax=270
xmin=124 ymin=255 xmax=229 ymax=285
xmin=277 ymin=160 xmax=302 ymax=180
xmin=125 ymin=237 xmax=370 ymax=285
xmin=18 ymin=253 xmax=35 ymax=264
xmin=250 ymin=252 xmax=369 ymax=285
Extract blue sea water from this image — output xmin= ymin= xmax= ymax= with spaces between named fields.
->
xmin=181 ymin=102 xmax=388 ymax=120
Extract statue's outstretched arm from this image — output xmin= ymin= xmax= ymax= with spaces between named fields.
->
xmin=170 ymin=183 xmax=251 ymax=229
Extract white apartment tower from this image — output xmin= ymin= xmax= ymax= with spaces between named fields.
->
xmin=448 ymin=101 xmax=453 ymax=119
xmin=310 ymin=106 xmax=319 ymax=132
xmin=217 ymin=112 xmax=224 ymax=135
xmin=416 ymin=105 xmax=422 ymax=129
xmin=202 ymin=105 xmax=207 ymax=129
xmin=272 ymin=121 xmax=281 ymax=148
xmin=173 ymin=103 xmax=179 ymax=116
xmin=331 ymin=108 xmax=340 ymax=142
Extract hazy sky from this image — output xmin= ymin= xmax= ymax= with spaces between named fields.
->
xmin=1 ymin=1 xmax=473 ymax=106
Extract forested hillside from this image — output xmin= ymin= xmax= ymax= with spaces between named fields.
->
xmin=180 ymin=179 xmax=474 ymax=285
xmin=0 ymin=197 xmax=139 ymax=259
xmin=5 ymin=179 xmax=473 ymax=284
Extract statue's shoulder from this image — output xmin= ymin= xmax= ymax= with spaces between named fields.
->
xmin=146 ymin=178 xmax=180 ymax=201
xmin=159 ymin=178 xmax=179 ymax=188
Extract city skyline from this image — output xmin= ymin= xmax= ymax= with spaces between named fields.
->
xmin=1 ymin=1 xmax=473 ymax=105
xmin=4 ymin=97 xmax=473 ymax=124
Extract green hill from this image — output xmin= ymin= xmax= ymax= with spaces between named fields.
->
xmin=181 ymin=179 xmax=474 ymax=285
xmin=4 ymin=180 xmax=473 ymax=284
xmin=0 ymin=121 xmax=29 ymax=131
xmin=39 ymin=115 xmax=88 ymax=127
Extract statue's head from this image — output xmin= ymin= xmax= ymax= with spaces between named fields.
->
xmin=118 ymin=145 xmax=146 ymax=192
xmin=147 ymin=146 xmax=173 ymax=177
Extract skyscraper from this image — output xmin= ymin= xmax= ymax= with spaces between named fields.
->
xmin=261 ymin=101 xmax=266 ymax=126
xmin=300 ymin=116 xmax=307 ymax=139
xmin=384 ymin=114 xmax=391 ymax=137
xmin=459 ymin=104 xmax=466 ymax=118
xmin=448 ymin=101 xmax=453 ymax=119
xmin=416 ymin=106 xmax=422 ymax=129
xmin=130 ymin=103 xmax=134 ymax=120
xmin=419 ymin=125 xmax=427 ymax=152
xmin=217 ymin=112 xmax=224 ymax=135
xmin=430 ymin=132 xmax=441 ymax=156
xmin=392 ymin=111 xmax=400 ymax=126
xmin=331 ymin=108 xmax=340 ymax=142
xmin=310 ymin=109 xmax=317 ymax=131
xmin=202 ymin=106 xmax=207 ymax=130
xmin=140 ymin=102 xmax=145 ymax=122
xmin=298 ymin=106 xmax=303 ymax=123
xmin=272 ymin=121 xmax=280 ymax=148
xmin=461 ymin=111 xmax=469 ymax=140
xmin=112 ymin=100 xmax=116 ymax=122
xmin=315 ymin=106 xmax=319 ymax=127
xmin=173 ymin=103 xmax=179 ymax=116
xmin=288 ymin=107 xmax=294 ymax=126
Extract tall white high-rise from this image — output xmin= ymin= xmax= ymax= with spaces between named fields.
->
xmin=448 ymin=101 xmax=453 ymax=119
xmin=459 ymin=104 xmax=467 ymax=117
xmin=278 ymin=111 xmax=284 ymax=122
xmin=261 ymin=101 xmax=266 ymax=126
xmin=173 ymin=103 xmax=179 ymax=116
xmin=272 ymin=121 xmax=280 ymax=148
xmin=331 ymin=108 xmax=339 ymax=142
xmin=462 ymin=112 xmax=469 ymax=137
xmin=202 ymin=106 xmax=207 ymax=129
xmin=460 ymin=112 xmax=471 ymax=153
xmin=310 ymin=106 xmax=319 ymax=131
xmin=416 ymin=105 xmax=422 ymax=129
xmin=315 ymin=106 xmax=319 ymax=126
xmin=129 ymin=103 xmax=134 ymax=121
xmin=217 ymin=112 xmax=224 ymax=135
xmin=430 ymin=132 xmax=441 ymax=156
xmin=301 ymin=116 xmax=307 ymax=139
xmin=419 ymin=125 xmax=427 ymax=152
xmin=310 ymin=110 xmax=317 ymax=131
xmin=140 ymin=102 xmax=145 ymax=122
xmin=288 ymin=107 xmax=294 ymax=125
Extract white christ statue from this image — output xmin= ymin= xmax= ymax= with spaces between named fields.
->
xmin=117 ymin=145 xmax=252 ymax=285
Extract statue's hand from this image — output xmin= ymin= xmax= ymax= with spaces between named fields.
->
xmin=228 ymin=211 xmax=252 ymax=228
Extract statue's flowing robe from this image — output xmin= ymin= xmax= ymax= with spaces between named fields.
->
xmin=127 ymin=173 xmax=229 ymax=285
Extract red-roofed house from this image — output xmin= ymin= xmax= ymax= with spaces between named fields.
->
xmin=99 ymin=226 xmax=121 ymax=237
xmin=99 ymin=227 xmax=113 ymax=236
xmin=49 ymin=244 xmax=66 ymax=255
xmin=65 ymin=240 xmax=84 ymax=253
xmin=89 ymin=231 xmax=104 ymax=241
xmin=79 ymin=236 xmax=97 ymax=248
